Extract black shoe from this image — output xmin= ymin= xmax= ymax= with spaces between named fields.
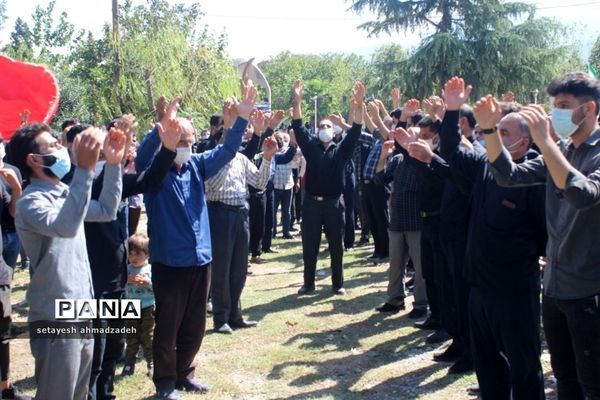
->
xmin=433 ymin=340 xmax=463 ymax=362
xmin=155 ymin=388 xmax=182 ymax=400
xmin=414 ymin=316 xmax=441 ymax=330
xmin=367 ymin=253 xmax=380 ymax=260
xmin=215 ymin=323 xmax=233 ymax=334
xmin=297 ymin=286 xmax=315 ymax=295
xmin=121 ymin=363 xmax=135 ymax=376
xmin=332 ymin=287 xmax=346 ymax=295
xmin=357 ymin=238 xmax=370 ymax=247
xmin=466 ymin=383 xmax=480 ymax=394
xmin=1 ymin=386 xmax=32 ymax=400
xmin=449 ymin=355 xmax=473 ymax=375
xmin=229 ymin=319 xmax=258 ymax=329
xmin=175 ymin=378 xmax=209 ymax=394
xmin=405 ymin=276 xmax=415 ymax=287
xmin=407 ymin=308 xmax=427 ymax=319
xmin=263 ymin=248 xmax=279 ymax=253
xmin=426 ymin=328 xmax=451 ymax=344
xmin=282 ymin=234 xmax=294 ymax=239
xmin=375 ymin=302 xmax=405 ymax=313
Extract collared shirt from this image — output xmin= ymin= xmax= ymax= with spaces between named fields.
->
xmin=273 ymin=147 xmax=297 ymax=190
xmin=375 ymin=149 xmax=422 ymax=232
xmin=352 ymin=132 xmax=375 ymax=181
xmin=489 ymin=127 xmax=600 ymax=299
xmin=292 ymin=119 xmax=362 ymax=197
xmin=15 ymin=166 xmax=122 ymax=321
xmin=363 ymin=140 xmax=383 ymax=180
xmin=135 ymin=117 xmax=246 ymax=267
xmin=205 ymin=151 xmax=274 ymax=206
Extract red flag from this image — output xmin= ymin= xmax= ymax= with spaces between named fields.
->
xmin=0 ymin=54 xmax=60 ymax=140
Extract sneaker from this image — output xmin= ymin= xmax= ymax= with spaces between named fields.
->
xmin=155 ymin=388 xmax=181 ymax=400
xmin=407 ymin=308 xmax=428 ymax=319
xmin=375 ymin=302 xmax=405 ymax=313
xmin=215 ymin=323 xmax=233 ymax=334
xmin=1 ymin=385 xmax=32 ymax=400
xmin=332 ymin=287 xmax=346 ymax=295
xmin=121 ymin=363 xmax=135 ymax=376
xmin=175 ymin=378 xmax=209 ymax=394
xmin=297 ymin=286 xmax=315 ymax=295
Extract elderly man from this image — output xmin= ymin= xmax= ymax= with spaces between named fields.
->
xmin=134 ymin=88 xmax=258 ymax=400
xmin=292 ymin=80 xmax=364 ymax=295
xmin=482 ymin=72 xmax=600 ymax=400
xmin=431 ymin=77 xmax=547 ymax=400
xmin=205 ymin=109 xmax=278 ymax=334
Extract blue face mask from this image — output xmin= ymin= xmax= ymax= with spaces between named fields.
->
xmin=38 ymin=147 xmax=71 ymax=179
xmin=551 ymin=104 xmax=586 ymax=139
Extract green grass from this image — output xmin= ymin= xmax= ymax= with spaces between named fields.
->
xmin=8 ymin=232 xmax=557 ymax=399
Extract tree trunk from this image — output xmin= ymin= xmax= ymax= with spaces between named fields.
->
xmin=144 ymin=69 xmax=154 ymax=114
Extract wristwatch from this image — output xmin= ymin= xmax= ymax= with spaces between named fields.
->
xmin=481 ymin=127 xmax=497 ymax=134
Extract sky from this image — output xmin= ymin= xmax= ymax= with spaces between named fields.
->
xmin=1 ymin=0 xmax=599 ymax=62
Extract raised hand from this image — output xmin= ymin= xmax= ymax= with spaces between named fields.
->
xmin=0 ymin=169 xmax=21 ymax=191
xmin=473 ymin=95 xmax=503 ymax=130
xmin=401 ymin=99 xmax=421 ymax=121
xmin=328 ymin=113 xmax=346 ymax=128
xmin=380 ymin=140 xmax=396 ymax=160
xmin=267 ymin=109 xmax=285 ymax=130
xmin=250 ymin=109 xmax=267 ymax=135
xmin=157 ymin=117 xmax=181 ymax=151
xmin=408 ymin=139 xmax=434 ymax=164
xmin=104 ymin=127 xmax=127 ymax=165
xmin=394 ymin=126 xmax=417 ymax=150
xmin=262 ymin=136 xmax=279 ymax=160
xmin=422 ymin=96 xmax=446 ymax=121
xmin=159 ymin=96 xmax=182 ymax=130
xmin=353 ymin=82 xmax=366 ymax=104
xmin=75 ymin=128 xmax=103 ymax=171
xmin=235 ymin=83 xmax=258 ymax=120
xmin=155 ymin=96 xmax=168 ymax=121
xmin=502 ymin=91 xmax=515 ymax=103
xmin=391 ymin=88 xmax=402 ymax=109
xmin=443 ymin=76 xmax=472 ymax=111
xmin=293 ymin=80 xmax=303 ymax=105
xmin=520 ymin=105 xmax=550 ymax=145
xmin=367 ymin=101 xmax=381 ymax=121
xmin=19 ymin=109 xmax=31 ymax=125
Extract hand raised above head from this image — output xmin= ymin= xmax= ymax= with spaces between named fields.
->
xmin=473 ymin=95 xmax=502 ymax=130
xmin=104 ymin=127 xmax=127 ymax=165
xmin=157 ymin=117 xmax=181 ymax=151
xmin=408 ymin=139 xmax=434 ymax=163
xmin=75 ymin=128 xmax=103 ymax=171
xmin=443 ymin=76 xmax=472 ymax=111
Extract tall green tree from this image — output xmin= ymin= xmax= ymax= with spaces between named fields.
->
xmin=0 ymin=0 xmax=6 ymax=33
xmin=590 ymin=35 xmax=600 ymax=72
xmin=349 ymin=0 xmax=578 ymax=102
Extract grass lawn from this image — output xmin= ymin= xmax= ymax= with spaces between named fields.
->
xmin=8 ymin=230 xmax=557 ymax=399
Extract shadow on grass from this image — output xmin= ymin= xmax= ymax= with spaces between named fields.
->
xmin=12 ymin=375 xmax=36 ymax=392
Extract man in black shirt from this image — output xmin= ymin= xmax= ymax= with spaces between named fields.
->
xmin=292 ymin=80 xmax=363 ymax=295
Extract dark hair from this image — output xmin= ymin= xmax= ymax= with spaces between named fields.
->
xmin=60 ymin=118 xmax=79 ymax=132
xmin=390 ymin=108 xmax=402 ymax=119
xmin=410 ymin=112 xmax=425 ymax=127
xmin=66 ymin=124 xmax=92 ymax=144
xmin=6 ymin=123 xmax=52 ymax=180
xmin=547 ymin=72 xmax=600 ymax=115
xmin=209 ymin=114 xmax=222 ymax=128
xmin=459 ymin=105 xmax=476 ymax=129
xmin=128 ymin=234 xmax=149 ymax=254
xmin=499 ymin=101 xmax=522 ymax=116
xmin=417 ymin=116 xmax=440 ymax=134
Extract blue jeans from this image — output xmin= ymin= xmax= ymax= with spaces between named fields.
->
xmin=2 ymin=232 xmax=20 ymax=269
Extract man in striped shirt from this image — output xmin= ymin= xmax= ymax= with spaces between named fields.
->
xmin=205 ymin=120 xmax=277 ymax=334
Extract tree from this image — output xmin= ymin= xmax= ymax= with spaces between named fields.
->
xmin=364 ymin=44 xmax=408 ymax=101
xmin=0 ymin=0 xmax=6 ymax=33
xmin=590 ymin=35 xmax=600 ymax=72
xmin=348 ymin=0 xmax=578 ymax=101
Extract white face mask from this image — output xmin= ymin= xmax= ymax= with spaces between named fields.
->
xmin=318 ymin=129 xmax=334 ymax=143
xmin=0 ymin=143 xmax=5 ymax=160
xmin=424 ymin=138 xmax=437 ymax=151
xmin=551 ymin=104 xmax=586 ymax=139
xmin=505 ymin=137 xmax=523 ymax=154
xmin=174 ymin=146 xmax=191 ymax=165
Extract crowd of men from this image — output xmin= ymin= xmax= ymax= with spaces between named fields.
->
xmin=0 ymin=71 xmax=597 ymax=400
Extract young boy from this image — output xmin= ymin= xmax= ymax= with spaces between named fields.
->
xmin=122 ymin=234 xmax=154 ymax=377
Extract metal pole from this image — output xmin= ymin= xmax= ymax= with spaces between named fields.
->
xmin=314 ymin=96 xmax=318 ymax=132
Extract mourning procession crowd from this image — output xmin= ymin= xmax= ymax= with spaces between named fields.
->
xmin=0 ymin=69 xmax=596 ymax=400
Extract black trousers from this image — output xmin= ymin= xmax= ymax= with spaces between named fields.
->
xmin=355 ymin=181 xmax=368 ymax=238
xmin=301 ymin=196 xmax=345 ymax=289
xmin=420 ymin=216 xmax=444 ymax=322
xmin=151 ymin=264 xmax=210 ymax=392
xmin=262 ymin=187 xmax=274 ymax=252
xmin=342 ymin=179 xmax=355 ymax=249
xmin=89 ymin=292 xmax=126 ymax=400
xmin=248 ymin=192 xmax=266 ymax=257
xmin=469 ymin=287 xmax=545 ymax=400
xmin=440 ymin=238 xmax=470 ymax=350
xmin=542 ymin=294 xmax=600 ymax=400
xmin=362 ymin=181 xmax=389 ymax=257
